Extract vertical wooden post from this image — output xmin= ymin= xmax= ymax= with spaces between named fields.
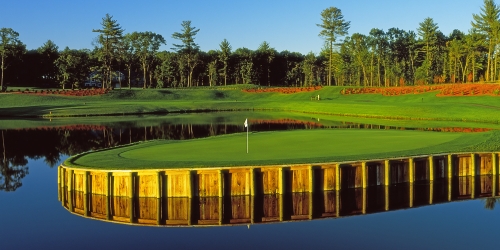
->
xmin=250 ymin=195 xmax=255 ymax=224
xmin=57 ymin=167 xmax=61 ymax=202
xmin=429 ymin=181 xmax=434 ymax=205
xmin=471 ymin=176 xmax=476 ymax=199
xmin=493 ymin=154 xmax=498 ymax=197
xmin=187 ymin=197 xmax=192 ymax=225
xmin=471 ymin=153 xmax=476 ymax=177
xmin=83 ymin=171 xmax=88 ymax=216
xmin=68 ymin=170 xmax=74 ymax=192
xmin=57 ymin=166 xmax=61 ymax=186
xmin=362 ymin=162 xmax=367 ymax=188
xmin=219 ymin=197 xmax=223 ymax=225
xmin=409 ymin=158 xmax=414 ymax=183
xmin=105 ymin=172 xmax=111 ymax=220
xmin=61 ymin=168 xmax=66 ymax=206
xmin=250 ymin=168 xmax=255 ymax=196
xmin=429 ymin=156 xmax=434 ymax=181
xmin=157 ymin=172 xmax=162 ymax=199
xmin=279 ymin=168 xmax=285 ymax=195
xmin=448 ymin=175 xmax=452 ymax=202
xmin=448 ymin=154 xmax=453 ymax=179
xmin=68 ymin=170 xmax=74 ymax=212
xmin=384 ymin=160 xmax=390 ymax=186
xmin=218 ymin=170 xmax=224 ymax=198
xmin=129 ymin=172 xmax=134 ymax=223
xmin=187 ymin=171 xmax=193 ymax=198
xmin=279 ymin=194 xmax=284 ymax=222
xmin=308 ymin=192 xmax=313 ymax=220
xmin=448 ymin=154 xmax=453 ymax=201
xmin=309 ymin=166 xmax=314 ymax=193
xmin=335 ymin=190 xmax=340 ymax=217
xmin=335 ymin=164 xmax=341 ymax=191
xmin=385 ymin=185 xmax=389 ymax=211
xmin=157 ymin=198 xmax=161 ymax=225
xmin=129 ymin=172 xmax=134 ymax=198
xmin=471 ymin=154 xmax=476 ymax=199
xmin=493 ymin=153 xmax=498 ymax=176
xmin=409 ymin=183 xmax=414 ymax=208
xmin=362 ymin=188 xmax=367 ymax=214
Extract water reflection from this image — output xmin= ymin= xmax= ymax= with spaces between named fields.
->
xmin=60 ymin=178 xmax=499 ymax=227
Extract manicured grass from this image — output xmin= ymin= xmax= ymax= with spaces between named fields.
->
xmin=64 ymin=129 xmax=499 ymax=170
xmin=1 ymin=85 xmax=499 ymax=124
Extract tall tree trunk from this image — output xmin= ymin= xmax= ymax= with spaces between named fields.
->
xmin=143 ymin=63 xmax=147 ymax=88
xmin=329 ymin=40 xmax=333 ymax=86
xmin=224 ymin=64 xmax=227 ymax=86
xmin=128 ymin=67 xmax=131 ymax=89
xmin=1 ymin=55 xmax=4 ymax=90
xmin=487 ymin=40 xmax=492 ymax=81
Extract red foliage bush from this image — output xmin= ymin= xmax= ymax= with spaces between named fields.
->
xmin=243 ymin=86 xmax=322 ymax=94
xmin=341 ymin=84 xmax=500 ymax=97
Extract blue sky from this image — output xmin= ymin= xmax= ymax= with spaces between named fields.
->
xmin=1 ymin=0 xmax=485 ymax=54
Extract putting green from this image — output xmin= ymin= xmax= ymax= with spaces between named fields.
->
xmin=66 ymin=129 xmax=493 ymax=170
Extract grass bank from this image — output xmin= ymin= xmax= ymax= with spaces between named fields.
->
xmin=64 ymin=129 xmax=500 ymax=170
xmin=1 ymin=85 xmax=500 ymax=124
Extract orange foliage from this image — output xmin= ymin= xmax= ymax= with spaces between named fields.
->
xmin=341 ymin=83 xmax=500 ymax=97
xmin=16 ymin=88 xmax=111 ymax=97
xmin=243 ymin=86 xmax=322 ymax=94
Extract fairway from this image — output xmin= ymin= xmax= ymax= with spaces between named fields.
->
xmin=65 ymin=129 xmax=495 ymax=169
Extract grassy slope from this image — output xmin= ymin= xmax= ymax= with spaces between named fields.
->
xmin=65 ymin=129 xmax=499 ymax=170
xmin=1 ymin=86 xmax=499 ymax=124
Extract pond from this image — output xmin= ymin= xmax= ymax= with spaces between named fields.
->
xmin=1 ymin=112 xmax=500 ymax=249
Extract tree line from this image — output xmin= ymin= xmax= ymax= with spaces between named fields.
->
xmin=1 ymin=0 xmax=500 ymax=90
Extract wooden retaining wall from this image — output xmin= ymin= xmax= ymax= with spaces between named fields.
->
xmin=59 ymin=152 xmax=499 ymax=227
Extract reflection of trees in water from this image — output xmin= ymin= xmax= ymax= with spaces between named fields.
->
xmin=1 ymin=131 xmax=29 ymax=192
xmin=483 ymin=198 xmax=500 ymax=210
xmin=0 ymin=121 xmax=319 ymax=192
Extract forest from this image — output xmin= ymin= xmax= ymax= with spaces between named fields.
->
xmin=1 ymin=0 xmax=500 ymax=90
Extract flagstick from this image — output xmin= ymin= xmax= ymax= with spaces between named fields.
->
xmin=246 ymin=123 xmax=249 ymax=153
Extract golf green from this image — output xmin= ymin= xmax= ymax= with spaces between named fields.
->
xmin=65 ymin=129 xmax=493 ymax=170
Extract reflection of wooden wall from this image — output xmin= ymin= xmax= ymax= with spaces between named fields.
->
xmin=111 ymin=196 xmax=130 ymax=222
xmin=136 ymin=198 xmax=158 ymax=224
xmin=229 ymin=196 xmax=252 ymax=223
xmin=89 ymin=194 xmax=107 ymax=219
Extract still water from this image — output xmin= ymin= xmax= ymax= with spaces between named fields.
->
xmin=1 ymin=113 xmax=499 ymax=249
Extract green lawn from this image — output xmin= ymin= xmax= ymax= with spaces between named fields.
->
xmin=64 ymin=129 xmax=499 ymax=170
xmin=1 ymin=86 xmax=500 ymax=124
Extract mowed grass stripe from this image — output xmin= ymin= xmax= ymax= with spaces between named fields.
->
xmin=65 ymin=129 xmax=491 ymax=170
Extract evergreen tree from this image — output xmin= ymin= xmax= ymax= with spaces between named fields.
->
xmin=92 ymin=14 xmax=124 ymax=88
xmin=317 ymin=7 xmax=350 ymax=86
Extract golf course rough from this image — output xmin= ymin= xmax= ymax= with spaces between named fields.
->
xmin=64 ymin=129 xmax=499 ymax=170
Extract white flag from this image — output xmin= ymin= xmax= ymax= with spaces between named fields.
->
xmin=244 ymin=118 xmax=248 ymax=128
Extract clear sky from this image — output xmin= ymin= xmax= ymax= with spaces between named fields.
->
xmin=1 ymin=0 xmax=486 ymax=54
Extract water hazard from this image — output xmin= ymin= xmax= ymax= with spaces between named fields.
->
xmin=1 ymin=114 xmax=500 ymax=249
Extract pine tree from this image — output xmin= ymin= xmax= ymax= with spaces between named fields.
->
xmin=317 ymin=7 xmax=350 ymax=86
